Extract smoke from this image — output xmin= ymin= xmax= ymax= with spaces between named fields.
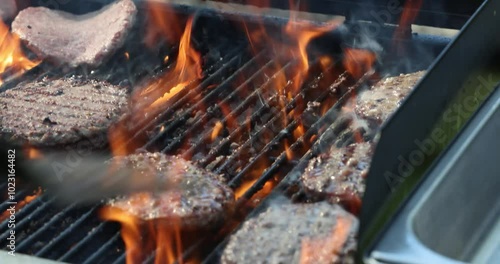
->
xmin=343 ymin=0 xmax=448 ymax=76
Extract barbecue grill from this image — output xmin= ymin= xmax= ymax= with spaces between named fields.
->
xmin=0 ymin=0 xmax=497 ymax=263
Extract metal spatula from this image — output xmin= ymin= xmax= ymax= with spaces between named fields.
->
xmin=3 ymin=142 xmax=174 ymax=205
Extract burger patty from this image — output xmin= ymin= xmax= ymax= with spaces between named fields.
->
xmin=107 ymin=153 xmax=235 ymax=229
xmin=12 ymin=0 xmax=137 ymax=67
xmin=221 ymin=202 xmax=358 ymax=264
xmin=0 ymin=76 xmax=128 ymax=148
xmin=355 ymin=71 xmax=426 ymax=124
xmin=301 ymin=142 xmax=374 ymax=214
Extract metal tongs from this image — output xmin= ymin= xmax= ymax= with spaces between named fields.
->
xmin=3 ymin=141 xmax=173 ymax=205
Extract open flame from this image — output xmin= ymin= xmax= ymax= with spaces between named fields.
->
xmin=138 ymin=16 xmax=202 ymax=115
xmin=103 ymin=3 xmax=204 ymax=262
xmin=0 ymin=188 xmax=42 ymax=222
xmin=109 ymin=10 xmax=203 ymax=157
xmin=0 ymin=20 xmax=40 ymax=85
xmin=343 ymin=48 xmax=376 ymax=79
xmin=211 ymin=121 xmax=224 ymax=142
xmin=393 ymin=0 xmax=423 ymax=53
xmin=23 ymin=145 xmax=44 ymax=160
xmin=101 ymin=206 xmax=185 ymax=264
xmin=299 ymin=216 xmax=353 ymax=264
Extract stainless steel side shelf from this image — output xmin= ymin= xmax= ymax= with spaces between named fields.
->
xmin=367 ymin=87 xmax=500 ymax=264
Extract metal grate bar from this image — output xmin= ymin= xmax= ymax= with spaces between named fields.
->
xmin=143 ymin=239 xmax=205 ymax=264
xmin=196 ymin=68 xmax=342 ymax=167
xmin=157 ymin=57 xmax=282 ymax=152
xmin=210 ymin=62 xmax=341 ymax=177
xmin=239 ymin=93 xmax=344 ymax=200
xmin=260 ymin=71 xmax=376 ymax=195
xmin=0 ymin=196 xmax=56 ymax=243
xmin=15 ymin=203 xmax=78 ymax=252
xmin=35 ymin=205 xmax=100 ymax=257
xmin=0 ymin=190 xmax=27 ymax=213
xmin=112 ymin=253 xmax=126 ymax=264
xmin=140 ymin=50 xmax=260 ymax=151
xmin=229 ymin=81 xmax=335 ymax=195
xmin=0 ymin=195 xmax=46 ymax=234
xmin=200 ymin=71 xmax=368 ymax=264
xmin=194 ymin=98 xmax=270 ymax=166
xmin=58 ymin=221 xmax=117 ymax=262
xmin=82 ymin=231 xmax=122 ymax=264
xmin=226 ymin=117 xmax=299 ymax=187
xmin=213 ymin=77 xmax=314 ymax=178
xmin=167 ymin=60 xmax=295 ymax=155
xmin=123 ymin=47 xmax=249 ymax=152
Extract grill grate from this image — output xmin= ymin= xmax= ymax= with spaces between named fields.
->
xmin=0 ymin=38 xmax=362 ymax=262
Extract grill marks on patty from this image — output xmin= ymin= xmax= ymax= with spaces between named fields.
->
xmin=221 ymin=202 xmax=358 ymax=264
xmin=0 ymin=77 xmax=128 ymax=148
xmin=107 ymin=153 xmax=235 ymax=229
xmin=301 ymin=142 xmax=374 ymax=214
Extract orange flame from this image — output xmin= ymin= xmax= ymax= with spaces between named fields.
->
xmin=299 ymin=216 xmax=353 ymax=264
xmin=285 ymin=19 xmax=340 ymax=75
xmin=342 ymin=48 xmax=376 ymax=79
xmin=284 ymin=139 xmax=294 ymax=160
xmin=393 ymin=0 xmax=423 ymax=52
xmin=235 ymin=179 xmax=255 ymax=200
xmin=24 ymin=146 xmax=43 ymax=160
xmin=104 ymin=5 xmax=204 ymax=261
xmin=0 ymin=188 xmax=42 ymax=222
xmin=0 ymin=20 xmax=40 ymax=85
xmin=101 ymin=198 xmax=185 ymax=264
xmin=110 ymin=12 xmax=204 ymax=158
xmin=139 ymin=16 xmax=202 ymax=114
xmin=235 ymin=177 xmax=275 ymax=201
xmin=211 ymin=121 xmax=224 ymax=142
xmin=100 ymin=207 xmax=143 ymax=263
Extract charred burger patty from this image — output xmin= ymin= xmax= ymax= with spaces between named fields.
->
xmin=0 ymin=76 xmax=128 ymax=149
xmin=107 ymin=152 xmax=235 ymax=229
